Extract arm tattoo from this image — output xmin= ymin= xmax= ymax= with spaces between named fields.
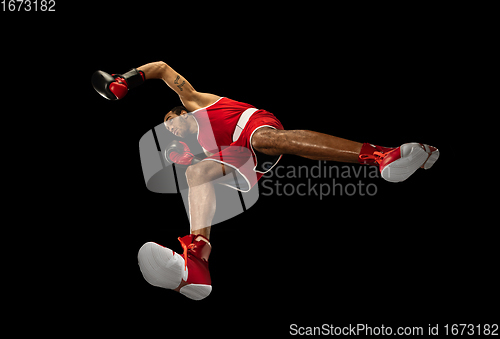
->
xmin=174 ymin=74 xmax=185 ymax=91
xmin=177 ymin=80 xmax=186 ymax=91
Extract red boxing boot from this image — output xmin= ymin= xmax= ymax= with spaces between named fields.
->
xmin=359 ymin=142 xmax=439 ymax=182
xmin=174 ymin=234 xmax=212 ymax=299
xmin=138 ymin=234 xmax=212 ymax=300
xmin=358 ymin=143 xmax=396 ymax=166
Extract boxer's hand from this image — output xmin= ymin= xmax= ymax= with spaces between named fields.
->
xmin=91 ymin=69 xmax=145 ymax=100
xmin=165 ymin=140 xmax=195 ymax=166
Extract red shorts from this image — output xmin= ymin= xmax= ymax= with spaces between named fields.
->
xmin=202 ymin=109 xmax=283 ymax=192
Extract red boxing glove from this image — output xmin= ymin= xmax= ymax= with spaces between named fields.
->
xmin=109 ymin=76 xmax=129 ymax=100
xmin=91 ymin=68 xmax=145 ymax=100
xmin=166 ymin=141 xmax=195 ymax=166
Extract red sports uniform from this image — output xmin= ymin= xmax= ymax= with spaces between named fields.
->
xmin=191 ymin=97 xmax=283 ymax=191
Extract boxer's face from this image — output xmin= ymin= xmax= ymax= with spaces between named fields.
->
xmin=164 ymin=110 xmax=191 ymax=138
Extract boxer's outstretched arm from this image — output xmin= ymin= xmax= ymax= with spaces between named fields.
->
xmin=137 ymin=61 xmax=220 ymax=112
xmin=138 ymin=61 xmax=195 ymax=96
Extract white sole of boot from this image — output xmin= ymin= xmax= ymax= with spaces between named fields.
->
xmin=138 ymin=242 xmax=184 ymax=290
xmin=179 ymin=284 xmax=212 ymax=300
xmin=381 ymin=143 xmax=438 ymax=182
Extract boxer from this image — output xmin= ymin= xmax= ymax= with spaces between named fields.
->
xmin=92 ymin=62 xmax=439 ymax=300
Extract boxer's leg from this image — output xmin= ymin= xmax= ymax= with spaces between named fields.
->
xmin=252 ymin=128 xmax=362 ymax=163
xmin=252 ymin=128 xmax=439 ymax=182
xmin=138 ymin=160 xmax=222 ymax=299
xmin=185 ymin=160 xmax=233 ymax=239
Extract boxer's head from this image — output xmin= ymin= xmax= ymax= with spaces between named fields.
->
xmin=164 ymin=106 xmax=195 ymax=138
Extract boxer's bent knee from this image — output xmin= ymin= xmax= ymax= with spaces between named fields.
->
xmin=185 ymin=161 xmax=228 ymax=187
xmin=185 ymin=162 xmax=204 ymax=185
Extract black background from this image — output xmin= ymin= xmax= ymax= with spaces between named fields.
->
xmin=2 ymin=2 xmax=495 ymax=336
